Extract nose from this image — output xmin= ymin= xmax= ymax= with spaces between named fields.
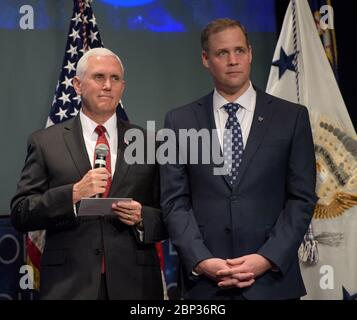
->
xmin=228 ymin=52 xmax=239 ymax=66
xmin=102 ymin=78 xmax=112 ymax=90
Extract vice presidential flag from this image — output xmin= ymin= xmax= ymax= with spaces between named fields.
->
xmin=266 ymin=0 xmax=357 ymax=299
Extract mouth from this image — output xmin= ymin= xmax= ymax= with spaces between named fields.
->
xmin=98 ymin=96 xmax=113 ymax=100
xmin=226 ymin=71 xmax=241 ymax=75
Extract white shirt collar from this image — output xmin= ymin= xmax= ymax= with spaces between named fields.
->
xmin=213 ymin=81 xmax=255 ymax=112
xmin=79 ymin=110 xmax=117 ymax=140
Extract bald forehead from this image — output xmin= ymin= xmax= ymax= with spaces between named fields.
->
xmin=87 ymin=55 xmax=122 ymax=68
xmin=87 ymin=55 xmax=124 ymax=76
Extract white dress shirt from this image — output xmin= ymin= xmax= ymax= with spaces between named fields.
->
xmin=80 ymin=110 xmax=118 ymax=174
xmin=213 ymin=82 xmax=256 ymax=149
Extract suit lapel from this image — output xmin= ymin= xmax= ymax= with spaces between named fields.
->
xmin=194 ymin=93 xmax=232 ymax=188
xmin=109 ymin=119 xmax=131 ymax=196
xmin=194 ymin=92 xmax=216 ymax=132
xmin=233 ymin=89 xmax=274 ymax=190
xmin=63 ymin=116 xmax=92 ymax=178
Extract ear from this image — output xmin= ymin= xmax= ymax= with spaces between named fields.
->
xmin=73 ymin=76 xmax=82 ymax=95
xmin=248 ymin=45 xmax=253 ymax=64
xmin=119 ymin=80 xmax=126 ymax=97
xmin=201 ymin=50 xmax=210 ymax=69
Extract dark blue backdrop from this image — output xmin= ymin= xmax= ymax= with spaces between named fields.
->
xmin=0 ymin=217 xmax=30 ymax=300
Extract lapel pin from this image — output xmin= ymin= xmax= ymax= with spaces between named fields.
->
xmin=258 ymin=116 xmax=264 ymax=122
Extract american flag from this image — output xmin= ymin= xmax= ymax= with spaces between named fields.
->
xmin=26 ymin=0 xmax=128 ymax=291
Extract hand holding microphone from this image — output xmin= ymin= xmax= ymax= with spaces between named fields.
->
xmin=72 ymin=144 xmax=111 ymax=203
xmin=94 ymin=144 xmax=110 ymax=198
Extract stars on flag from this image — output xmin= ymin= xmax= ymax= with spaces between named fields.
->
xmin=73 ymin=95 xmax=81 ymax=105
xmin=71 ymin=12 xmax=82 ymax=26
xmin=89 ymin=30 xmax=98 ymax=43
xmin=55 ymin=107 xmax=68 ymax=121
xmin=61 ymin=76 xmax=73 ymax=90
xmin=89 ymin=15 xmax=96 ymax=27
xmin=64 ymin=60 xmax=76 ymax=73
xmin=67 ymin=44 xmax=78 ymax=58
xmin=58 ymin=92 xmax=71 ymax=105
xmin=271 ymin=47 xmax=298 ymax=79
xmin=69 ymin=28 xmax=81 ymax=41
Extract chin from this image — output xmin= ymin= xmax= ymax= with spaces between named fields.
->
xmin=225 ymin=82 xmax=243 ymax=91
xmin=227 ymin=79 xmax=248 ymax=89
xmin=98 ymin=102 xmax=115 ymax=110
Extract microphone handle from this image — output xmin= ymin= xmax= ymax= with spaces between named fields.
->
xmin=94 ymin=155 xmax=106 ymax=198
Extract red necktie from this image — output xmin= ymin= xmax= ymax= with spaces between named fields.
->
xmin=94 ymin=125 xmax=112 ymax=274
xmin=94 ymin=125 xmax=112 ymax=198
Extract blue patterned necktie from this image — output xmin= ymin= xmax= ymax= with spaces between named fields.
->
xmin=223 ymin=103 xmax=244 ymax=185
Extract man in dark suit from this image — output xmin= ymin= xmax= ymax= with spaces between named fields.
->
xmin=11 ymin=48 xmax=166 ymax=300
xmin=160 ymin=18 xmax=318 ymax=299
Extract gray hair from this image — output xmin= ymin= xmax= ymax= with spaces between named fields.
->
xmin=76 ymin=47 xmax=125 ymax=78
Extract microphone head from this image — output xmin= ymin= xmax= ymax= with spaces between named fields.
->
xmin=95 ymin=143 xmax=109 ymax=157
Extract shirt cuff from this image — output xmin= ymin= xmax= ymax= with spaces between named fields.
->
xmin=192 ymin=270 xmax=200 ymax=276
xmin=136 ymin=228 xmax=144 ymax=242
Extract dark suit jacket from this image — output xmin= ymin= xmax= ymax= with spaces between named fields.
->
xmin=11 ymin=115 xmax=167 ymax=300
xmin=160 ymin=89 xmax=318 ymax=300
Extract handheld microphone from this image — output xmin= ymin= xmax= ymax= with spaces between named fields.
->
xmin=94 ymin=143 xmax=109 ymax=198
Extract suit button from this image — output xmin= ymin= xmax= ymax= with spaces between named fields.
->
xmin=230 ymin=196 xmax=237 ymax=202
xmin=95 ymin=249 xmax=102 ymax=255
xmin=224 ymin=227 xmax=232 ymax=234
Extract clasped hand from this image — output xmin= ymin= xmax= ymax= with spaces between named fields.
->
xmin=196 ymin=254 xmax=272 ymax=289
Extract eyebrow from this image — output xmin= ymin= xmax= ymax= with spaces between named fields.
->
xmin=216 ymin=46 xmax=247 ymax=52
xmin=92 ymin=72 xmax=121 ymax=78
